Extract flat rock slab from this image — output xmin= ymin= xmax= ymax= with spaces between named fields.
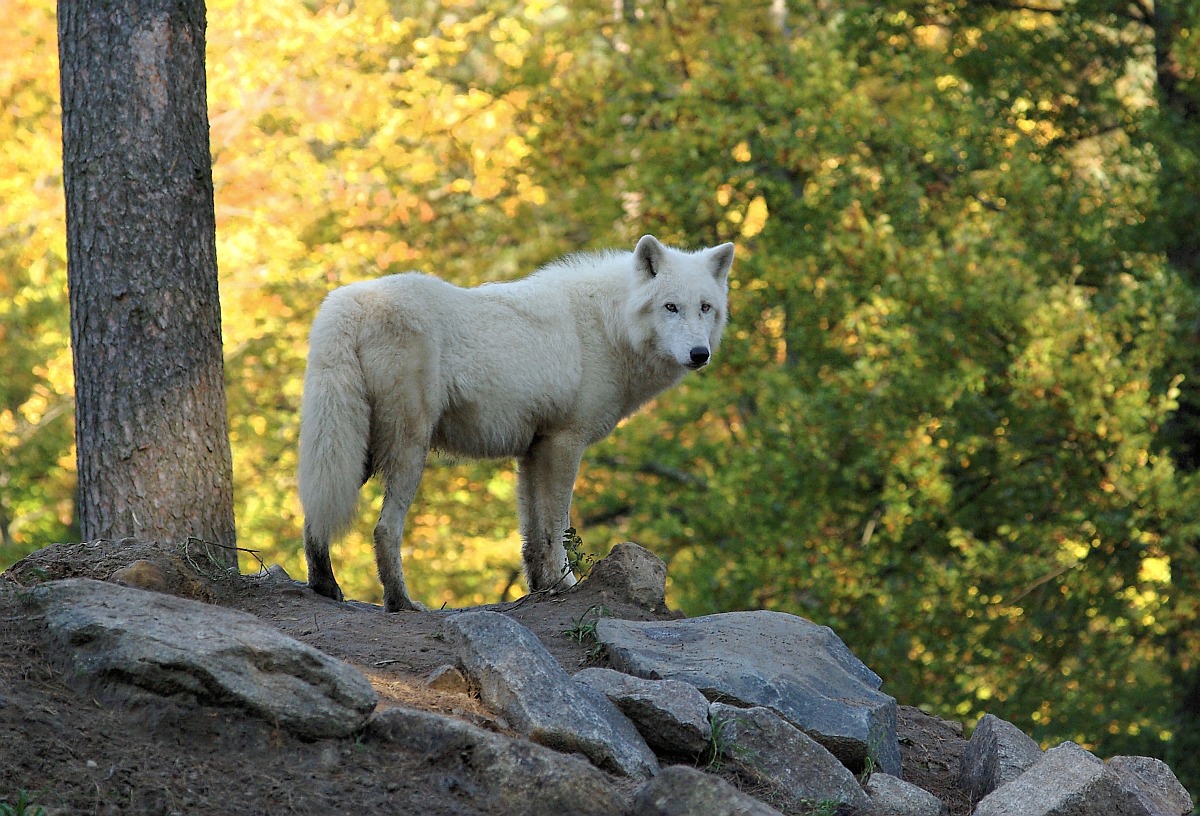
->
xmin=597 ymin=609 xmax=900 ymax=775
xmin=444 ymin=610 xmax=658 ymax=779
xmin=31 ymin=578 xmax=377 ymax=738
xmin=369 ymin=706 xmax=624 ymax=816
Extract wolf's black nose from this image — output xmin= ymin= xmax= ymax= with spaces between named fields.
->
xmin=689 ymin=347 xmax=710 ymax=366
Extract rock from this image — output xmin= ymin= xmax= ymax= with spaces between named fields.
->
xmin=109 ymin=559 xmax=169 ymax=593
xmin=957 ymin=713 xmax=1043 ymax=804
xmin=369 ymin=706 xmax=624 ymax=816
xmin=574 ymin=667 xmax=712 ymax=756
xmin=865 ymin=773 xmax=947 ymax=816
xmin=597 ymin=610 xmax=901 ymax=776
xmin=32 ymin=577 xmax=377 ymax=739
xmin=972 ymin=741 xmax=1108 ymax=816
xmin=1108 ymin=756 xmax=1193 ymax=816
xmin=709 ymin=702 xmax=871 ymax=816
xmin=583 ymin=542 xmax=668 ymax=610
xmin=444 ymin=609 xmax=658 ymax=779
xmin=426 ymin=664 xmax=470 ymax=695
xmin=630 ymin=765 xmax=786 ymax=816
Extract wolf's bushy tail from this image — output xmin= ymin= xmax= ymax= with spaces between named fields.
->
xmin=298 ymin=299 xmax=370 ymax=546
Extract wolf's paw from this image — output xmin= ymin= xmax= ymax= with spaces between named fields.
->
xmin=384 ymin=595 xmax=427 ymax=613
xmin=309 ymin=578 xmax=345 ymax=603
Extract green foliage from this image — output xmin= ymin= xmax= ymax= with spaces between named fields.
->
xmin=0 ymin=790 xmax=46 ymax=816
xmin=563 ymin=604 xmax=608 ymax=664
xmin=4 ymin=0 xmax=1200 ymax=795
xmin=563 ymin=604 xmax=608 ymax=644
xmin=562 ymin=526 xmax=595 ymax=582
xmin=702 ymin=710 xmax=734 ymax=772
xmin=802 ymin=801 xmax=841 ymax=816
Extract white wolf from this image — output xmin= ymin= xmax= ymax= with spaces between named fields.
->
xmin=298 ymin=234 xmax=734 ymax=611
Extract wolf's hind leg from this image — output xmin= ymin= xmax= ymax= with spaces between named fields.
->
xmin=305 ymin=522 xmax=344 ymax=602
xmin=375 ymin=445 xmax=428 ymax=612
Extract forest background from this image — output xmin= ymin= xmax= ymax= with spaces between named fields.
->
xmin=3 ymin=0 xmax=1200 ymax=794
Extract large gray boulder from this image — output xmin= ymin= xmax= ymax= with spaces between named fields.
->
xmin=630 ymin=765 xmax=786 ymax=816
xmin=574 ymin=667 xmax=712 ymax=756
xmin=368 ymin=706 xmax=625 ymax=816
xmin=597 ymin=610 xmax=901 ymax=775
xmin=958 ymin=713 xmax=1044 ymax=804
xmin=31 ymin=578 xmax=377 ymax=738
xmin=709 ymin=702 xmax=871 ymax=816
xmin=444 ymin=609 xmax=658 ymax=779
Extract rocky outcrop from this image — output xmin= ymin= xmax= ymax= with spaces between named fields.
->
xmin=30 ymin=577 xmax=376 ymax=738
xmin=597 ymin=608 xmax=902 ymax=776
xmin=14 ymin=545 xmax=1194 ymax=816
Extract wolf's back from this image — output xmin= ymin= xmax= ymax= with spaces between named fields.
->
xmin=298 ymin=293 xmax=371 ymax=543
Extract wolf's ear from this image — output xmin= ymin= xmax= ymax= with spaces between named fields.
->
xmin=710 ymin=242 xmax=735 ymax=286
xmin=634 ymin=234 xmax=666 ymax=279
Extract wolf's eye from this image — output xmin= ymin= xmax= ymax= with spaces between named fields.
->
xmin=664 ymin=303 xmax=679 ymax=313
xmin=700 ymin=303 xmax=712 ymax=314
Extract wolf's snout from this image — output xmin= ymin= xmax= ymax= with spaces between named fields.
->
xmin=689 ymin=346 xmax=710 ymax=368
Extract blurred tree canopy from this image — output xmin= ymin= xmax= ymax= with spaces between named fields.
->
xmin=3 ymin=0 xmax=1200 ymax=791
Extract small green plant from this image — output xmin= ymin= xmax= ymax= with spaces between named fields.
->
xmin=702 ymin=711 xmax=734 ymax=770
xmin=700 ymin=708 xmax=760 ymax=771
xmin=857 ymin=752 xmax=876 ymax=785
xmin=562 ymin=527 xmax=595 ymax=581
xmin=0 ymin=790 xmax=46 ymax=816
xmin=857 ymin=731 xmax=883 ymax=784
xmin=802 ymin=799 xmax=842 ymax=816
xmin=563 ymin=604 xmax=608 ymax=663
xmin=563 ymin=604 xmax=606 ymax=643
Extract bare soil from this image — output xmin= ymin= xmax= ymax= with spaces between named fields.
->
xmin=0 ymin=540 xmax=974 ymax=815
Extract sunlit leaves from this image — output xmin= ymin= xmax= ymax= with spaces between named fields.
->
xmin=0 ymin=0 xmax=75 ymax=552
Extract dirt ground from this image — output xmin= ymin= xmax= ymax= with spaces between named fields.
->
xmin=0 ymin=540 xmax=974 ymax=815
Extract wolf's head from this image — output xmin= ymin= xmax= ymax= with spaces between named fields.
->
xmin=626 ymin=234 xmax=734 ymax=371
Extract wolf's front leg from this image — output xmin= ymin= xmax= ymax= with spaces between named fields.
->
xmin=517 ymin=436 xmax=586 ymax=592
xmin=375 ymin=447 xmax=429 ymax=612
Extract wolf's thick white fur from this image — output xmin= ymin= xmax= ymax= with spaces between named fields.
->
xmin=298 ymin=234 xmax=734 ymax=611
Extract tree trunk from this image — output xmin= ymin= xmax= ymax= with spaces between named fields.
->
xmin=58 ymin=0 xmax=237 ymax=567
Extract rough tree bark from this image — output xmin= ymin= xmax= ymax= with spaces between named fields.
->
xmin=58 ymin=0 xmax=237 ymax=566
